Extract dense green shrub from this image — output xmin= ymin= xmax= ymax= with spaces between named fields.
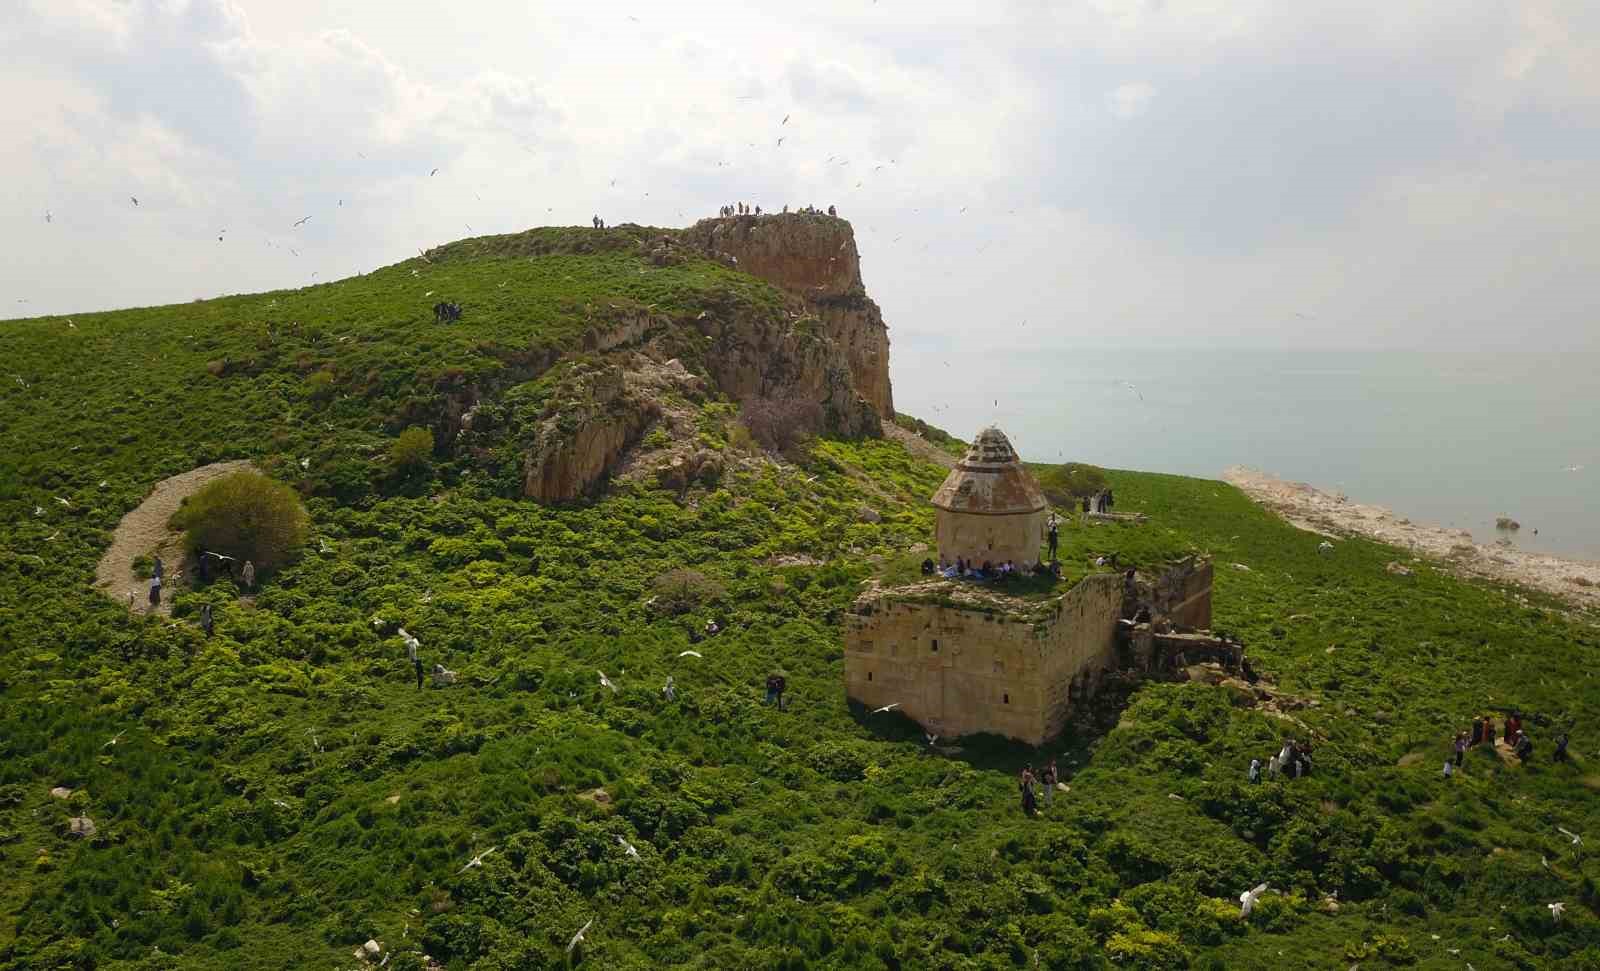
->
xmin=171 ymin=471 xmax=309 ymax=571
xmin=391 ymin=426 xmax=435 ymax=471
xmin=650 ymin=567 xmax=726 ymax=615
xmin=1033 ymin=462 xmax=1110 ymax=505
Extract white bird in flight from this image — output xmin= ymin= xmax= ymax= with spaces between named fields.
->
xmin=567 ymin=918 xmax=594 ymax=955
xmin=1239 ymin=882 xmax=1270 ymax=917
xmin=457 ymin=847 xmax=497 ymax=873
xmin=678 ymin=650 xmax=702 ymax=658
xmin=873 ymin=703 xmax=899 ymax=714
xmin=925 ymin=733 xmax=939 ymax=746
xmin=1558 ymin=826 xmax=1582 ymax=846
xmin=292 ymin=216 xmax=311 ymax=227
xmin=1549 ymin=901 xmax=1566 ymax=922
xmin=599 ymin=671 xmax=617 ymax=693
xmin=55 ymin=496 xmax=70 ymax=507
xmin=617 ymin=835 xmax=640 ymax=858
xmin=103 ymin=730 xmax=127 ymax=748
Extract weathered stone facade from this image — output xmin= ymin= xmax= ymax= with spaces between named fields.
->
xmin=1147 ymin=555 xmax=1213 ymax=630
xmin=843 ymin=574 xmax=1125 ymax=745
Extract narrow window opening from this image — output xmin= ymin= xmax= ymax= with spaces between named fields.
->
xmin=1003 ymin=692 xmax=1010 ymax=704
xmin=867 ymin=671 xmax=873 ymax=682
xmin=931 ymin=639 xmax=939 ymax=653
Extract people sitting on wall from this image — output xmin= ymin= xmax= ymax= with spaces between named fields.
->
xmin=921 ymin=557 xmax=935 ymax=575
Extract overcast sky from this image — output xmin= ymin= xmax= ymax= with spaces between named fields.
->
xmin=5 ymin=0 xmax=1598 ymax=360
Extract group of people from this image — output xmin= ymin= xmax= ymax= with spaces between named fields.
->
xmin=1019 ymin=759 xmax=1061 ymax=816
xmin=432 ymin=301 xmax=462 ymax=323
xmin=926 ymin=556 xmax=1053 ymax=583
xmin=764 ymin=673 xmax=787 ymax=710
xmin=1443 ymin=713 xmax=1568 ymax=775
xmin=590 ymin=215 xmax=608 ymax=228
xmin=717 ymin=203 xmax=838 ymax=218
xmin=1248 ymin=737 xmax=1315 ymax=782
xmin=1085 ymin=490 xmax=1116 ymax=515
xmin=139 ymin=552 xmax=252 ymax=619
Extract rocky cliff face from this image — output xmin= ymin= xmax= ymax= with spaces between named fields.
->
xmin=470 ymin=215 xmax=895 ymax=503
xmin=678 ymin=213 xmax=893 ymax=418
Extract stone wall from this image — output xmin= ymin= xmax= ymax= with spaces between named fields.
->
xmin=935 ymin=508 xmax=1049 ymax=569
xmin=1150 ymin=556 xmax=1213 ymax=630
xmin=843 ymin=574 xmax=1124 ymax=745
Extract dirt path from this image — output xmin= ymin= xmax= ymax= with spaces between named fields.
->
xmin=95 ymin=460 xmax=255 ymax=614
xmin=883 ymin=422 xmax=956 ymax=470
xmin=1223 ymin=465 xmax=1600 ymax=612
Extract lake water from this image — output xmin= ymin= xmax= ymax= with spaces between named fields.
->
xmin=890 ymin=345 xmax=1600 ymax=561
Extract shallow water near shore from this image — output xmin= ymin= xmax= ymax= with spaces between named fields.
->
xmin=893 ymin=346 xmax=1600 ymax=560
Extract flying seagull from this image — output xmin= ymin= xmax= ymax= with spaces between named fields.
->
xmin=457 ymin=846 xmax=497 ymax=874
xmin=1550 ymin=901 xmax=1566 ymax=922
xmin=45 ymin=210 xmax=51 ymax=223
xmin=872 ymin=703 xmax=899 ymax=714
xmin=598 ymin=671 xmax=617 ymax=693
xmin=567 ymin=919 xmax=594 ymax=955
xmin=781 ymin=114 xmax=790 ymax=125
xmin=103 ymin=730 xmax=127 ymax=748
xmin=1239 ymin=882 xmax=1270 ymax=917
xmin=1559 ymin=826 xmax=1583 ymax=846
xmin=925 ymin=733 xmax=939 ymax=746
xmin=678 ymin=650 xmax=703 ymax=658
xmin=1123 ymin=381 xmax=1143 ymax=401
xmin=776 ymin=136 xmax=785 ymax=147
xmin=293 ymin=216 xmax=311 ymax=227
xmin=130 ymin=196 xmax=139 ymax=206
xmin=430 ymin=167 xmax=439 ymax=176
xmin=617 ymin=835 xmax=640 ymax=859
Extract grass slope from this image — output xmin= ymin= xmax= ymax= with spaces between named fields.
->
xmin=4 ymin=229 xmax=1600 ymax=970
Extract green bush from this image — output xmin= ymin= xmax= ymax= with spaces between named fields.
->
xmin=650 ymin=567 xmax=726 ymax=615
xmin=171 ymin=471 xmax=309 ymax=572
xmin=1033 ymin=462 xmax=1109 ymax=505
xmin=390 ymin=426 xmax=435 ymax=471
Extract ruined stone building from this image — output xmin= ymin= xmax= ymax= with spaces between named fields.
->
xmin=844 ymin=427 xmax=1215 ymax=745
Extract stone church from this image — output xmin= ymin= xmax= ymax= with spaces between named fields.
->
xmin=843 ymin=426 xmax=1213 ymax=745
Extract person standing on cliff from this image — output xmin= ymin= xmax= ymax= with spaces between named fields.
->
xmin=1020 ymin=765 xmax=1037 ymax=817
xmin=1040 ymin=759 xmax=1059 ymax=810
xmin=1046 ymin=513 xmax=1059 ymax=561
xmin=828 ymin=205 xmax=836 ymax=216
xmin=241 ymin=559 xmax=256 ymax=591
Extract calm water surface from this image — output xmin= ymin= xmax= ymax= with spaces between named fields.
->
xmin=891 ymin=346 xmax=1600 ymax=560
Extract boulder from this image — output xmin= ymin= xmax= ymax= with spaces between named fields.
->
xmin=857 ymin=506 xmax=882 ymax=524
xmin=1385 ymin=562 xmax=1414 ymax=577
xmin=363 ymin=939 xmax=383 ymax=957
xmin=68 ymin=816 xmax=96 ymax=838
xmin=49 ymin=787 xmax=73 ymax=800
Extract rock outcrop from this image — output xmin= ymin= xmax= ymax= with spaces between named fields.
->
xmin=452 ymin=215 xmax=896 ymax=503
xmin=678 ymin=212 xmax=893 ymax=418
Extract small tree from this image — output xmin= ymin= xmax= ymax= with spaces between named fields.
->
xmin=172 ymin=471 xmax=309 ymax=572
xmin=740 ymin=394 xmax=824 ymax=455
xmin=1034 ymin=462 xmax=1109 ymax=506
xmin=391 ymin=426 xmax=435 ymax=472
xmin=650 ymin=568 xmax=726 ymax=616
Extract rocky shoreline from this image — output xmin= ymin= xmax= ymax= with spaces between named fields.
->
xmin=1223 ymin=465 xmax=1600 ymax=612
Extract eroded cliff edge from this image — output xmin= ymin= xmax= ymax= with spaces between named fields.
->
xmin=441 ymin=214 xmax=894 ymax=502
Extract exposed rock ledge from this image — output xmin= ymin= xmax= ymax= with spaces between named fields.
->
xmin=1223 ymin=465 xmax=1600 ymax=611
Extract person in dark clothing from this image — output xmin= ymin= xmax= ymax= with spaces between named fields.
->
xmin=1106 ymin=489 xmax=1115 ymax=511
xmin=152 ymin=554 xmax=165 ymax=580
xmin=1470 ymin=717 xmax=1484 ymax=747
xmin=148 ymin=576 xmax=162 ymax=607
xmin=921 ymin=557 xmax=935 ymax=575
xmin=1040 ymin=759 xmax=1059 ymax=809
xmin=200 ymin=603 xmax=214 ymax=639
xmin=1047 ymin=513 xmax=1059 ymax=560
xmin=1081 ymin=495 xmax=1091 ymax=515
xmin=1515 ymin=733 xmax=1534 ymax=761
xmin=765 ymin=673 xmax=786 ymax=710
xmin=1020 ymin=765 xmax=1037 ymax=817
xmin=1554 ymin=732 xmax=1571 ymax=762
xmin=827 ymin=205 xmax=836 ymax=216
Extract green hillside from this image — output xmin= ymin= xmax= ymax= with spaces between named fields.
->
xmin=4 ymin=228 xmax=1600 ymax=970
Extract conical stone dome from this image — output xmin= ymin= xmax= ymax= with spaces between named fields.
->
xmin=931 ymin=427 xmax=1050 ymax=568
xmin=931 ymin=427 xmax=1048 ymax=515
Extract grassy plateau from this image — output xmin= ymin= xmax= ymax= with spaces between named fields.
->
xmin=3 ymin=225 xmax=1600 ymax=970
